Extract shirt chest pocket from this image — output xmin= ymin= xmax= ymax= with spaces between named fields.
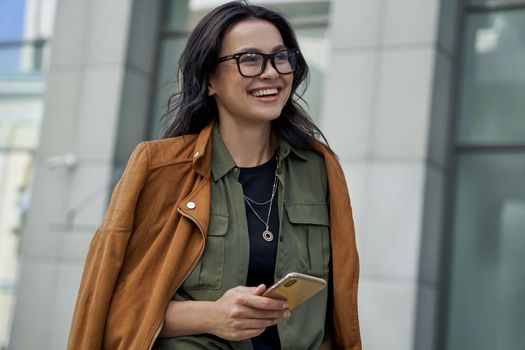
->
xmin=285 ymin=203 xmax=331 ymax=278
xmin=182 ymin=214 xmax=228 ymax=291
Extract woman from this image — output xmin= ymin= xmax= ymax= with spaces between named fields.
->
xmin=68 ymin=2 xmax=360 ymax=350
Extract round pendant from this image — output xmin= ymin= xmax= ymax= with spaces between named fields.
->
xmin=262 ymin=230 xmax=274 ymax=242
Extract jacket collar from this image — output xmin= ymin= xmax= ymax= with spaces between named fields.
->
xmin=277 ymin=135 xmax=309 ymax=162
xmin=211 ymin=124 xmax=237 ymax=182
xmin=209 ymin=121 xmax=309 ymax=182
xmin=192 ymin=121 xmax=214 ymax=177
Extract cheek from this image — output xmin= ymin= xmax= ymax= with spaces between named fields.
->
xmin=284 ymin=79 xmax=294 ymax=99
xmin=285 ymin=74 xmax=294 ymax=90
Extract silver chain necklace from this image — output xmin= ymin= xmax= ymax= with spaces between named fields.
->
xmin=242 ymin=165 xmax=278 ymax=242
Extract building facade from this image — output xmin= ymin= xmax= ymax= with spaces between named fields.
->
xmin=0 ymin=0 xmax=56 ymax=348
xmin=2 ymin=0 xmax=524 ymax=349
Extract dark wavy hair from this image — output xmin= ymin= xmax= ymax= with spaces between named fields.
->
xmin=162 ymin=0 xmax=329 ymax=149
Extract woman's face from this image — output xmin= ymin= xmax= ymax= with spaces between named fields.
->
xmin=208 ymin=19 xmax=293 ymax=127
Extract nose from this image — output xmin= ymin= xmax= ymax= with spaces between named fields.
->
xmin=259 ymin=59 xmax=279 ymax=79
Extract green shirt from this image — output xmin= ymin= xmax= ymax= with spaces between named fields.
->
xmin=154 ymin=125 xmax=332 ymax=350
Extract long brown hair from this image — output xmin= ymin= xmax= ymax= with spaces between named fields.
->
xmin=162 ymin=1 xmax=329 ymax=149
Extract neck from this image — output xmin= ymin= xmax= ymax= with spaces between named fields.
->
xmin=218 ymin=118 xmax=276 ymax=168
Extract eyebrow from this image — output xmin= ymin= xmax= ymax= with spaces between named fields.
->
xmin=237 ymin=44 xmax=287 ymax=53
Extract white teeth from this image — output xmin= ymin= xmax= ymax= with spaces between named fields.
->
xmin=251 ymin=88 xmax=278 ymax=97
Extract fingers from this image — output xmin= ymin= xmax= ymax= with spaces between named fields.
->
xmin=221 ymin=317 xmax=281 ymax=341
xmin=230 ymin=284 xmax=265 ymax=295
xmin=227 ymin=285 xmax=288 ymax=311
xmin=242 ymin=294 xmax=288 ymax=311
xmin=230 ymin=305 xmax=290 ymax=320
xmin=227 ymin=317 xmax=279 ymax=330
xmin=246 ymin=309 xmax=291 ymax=320
xmin=211 ymin=285 xmax=291 ymax=342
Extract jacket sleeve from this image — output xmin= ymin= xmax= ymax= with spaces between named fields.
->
xmin=323 ymin=149 xmax=361 ymax=350
xmin=67 ymin=142 xmax=150 ymax=350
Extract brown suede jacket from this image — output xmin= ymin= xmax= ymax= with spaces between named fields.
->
xmin=67 ymin=122 xmax=361 ymax=349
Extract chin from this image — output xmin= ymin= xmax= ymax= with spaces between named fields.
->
xmin=255 ymin=112 xmax=282 ymax=123
xmin=255 ymin=107 xmax=285 ymax=120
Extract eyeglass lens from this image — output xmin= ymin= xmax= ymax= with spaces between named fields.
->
xmin=238 ymin=50 xmax=297 ymax=77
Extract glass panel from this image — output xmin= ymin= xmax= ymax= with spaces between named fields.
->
xmin=162 ymin=0 xmax=191 ymax=31
xmin=0 ymin=96 xmax=43 ymax=149
xmin=0 ymin=150 xmax=33 ymax=349
xmin=150 ymin=37 xmax=188 ymax=138
xmin=162 ymin=0 xmax=331 ymax=34
xmin=446 ymin=152 xmax=525 ymax=350
xmin=0 ymin=47 xmax=22 ymax=76
xmin=296 ymin=26 xmax=329 ymax=122
xmin=0 ymin=0 xmax=25 ymax=41
xmin=264 ymin=1 xmax=330 ymax=22
xmin=457 ymin=9 xmax=525 ymax=144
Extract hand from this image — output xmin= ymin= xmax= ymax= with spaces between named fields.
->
xmin=209 ymin=284 xmax=290 ymax=341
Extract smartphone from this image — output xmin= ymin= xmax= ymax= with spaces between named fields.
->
xmin=262 ymin=272 xmax=327 ymax=311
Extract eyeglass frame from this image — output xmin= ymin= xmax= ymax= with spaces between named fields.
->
xmin=216 ymin=48 xmax=300 ymax=78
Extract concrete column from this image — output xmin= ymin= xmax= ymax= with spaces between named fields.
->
xmin=321 ymin=0 xmax=460 ymax=349
xmin=9 ymin=0 xmax=162 ymax=348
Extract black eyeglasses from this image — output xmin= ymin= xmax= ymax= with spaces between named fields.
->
xmin=217 ymin=48 xmax=300 ymax=77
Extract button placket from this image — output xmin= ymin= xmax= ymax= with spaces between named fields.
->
xmin=274 ymin=157 xmax=287 ymax=286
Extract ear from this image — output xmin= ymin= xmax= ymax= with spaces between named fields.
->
xmin=207 ymin=75 xmax=217 ymax=96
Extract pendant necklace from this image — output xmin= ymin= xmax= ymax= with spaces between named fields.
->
xmin=243 ymin=164 xmax=278 ymax=242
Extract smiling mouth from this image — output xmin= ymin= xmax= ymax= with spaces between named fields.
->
xmin=250 ymin=88 xmax=279 ymax=97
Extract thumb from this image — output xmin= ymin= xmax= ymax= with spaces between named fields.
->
xmin=253 ymin=284 xmax=266 ymax=296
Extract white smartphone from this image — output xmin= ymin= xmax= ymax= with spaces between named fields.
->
xmin=262 ymin=272 xmax=327 ymax=311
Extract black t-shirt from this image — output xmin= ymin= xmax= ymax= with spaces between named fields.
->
xmin=238 ymin=155 xmax=280 ymax=349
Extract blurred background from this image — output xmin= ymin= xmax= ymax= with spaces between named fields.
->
xmin=0 ymin=0 xmax=524 ymax=349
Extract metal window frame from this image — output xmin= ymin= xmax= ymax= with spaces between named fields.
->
xmin=466 ymin=0 xmax=525 ymax=13
xmin=0 ymin=38 xmax=49 ymax=48
xmin=0 ymin=38 xmax=50 ymax=75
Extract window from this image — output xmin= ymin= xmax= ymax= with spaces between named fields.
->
xmin=0 ymin=0 xmax=56 ymax=347
xmin=0 ymin=0 xmax=55 ymax=76
xmin=445 ymin=3 xmax=525 ymax=349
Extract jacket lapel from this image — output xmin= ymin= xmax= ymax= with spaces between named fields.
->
xmin=177 ymin=121 xmax=214 ymax=236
